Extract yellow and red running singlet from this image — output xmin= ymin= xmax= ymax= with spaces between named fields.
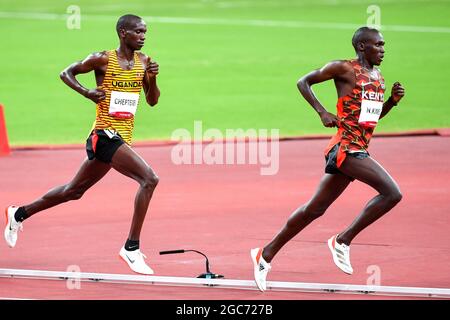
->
xmin=92 ymin=50 xmax=145 ymax=145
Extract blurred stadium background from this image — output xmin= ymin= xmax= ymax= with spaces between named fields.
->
xmin=1 ymin=0 xmax=449 ymax=146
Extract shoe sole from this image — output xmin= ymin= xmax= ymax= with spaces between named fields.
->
xmin=250 ymin=248 xmax=266 ymax=292
xmin=327 ymin=237 xmax=353 ymax=275
xmin=4 ymin=207 xmax=8 ymax=245
xmin=4 ymin=206 xmax=14 ymax=248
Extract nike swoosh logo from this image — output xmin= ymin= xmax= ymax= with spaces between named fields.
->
xmin=128 ymin=245 xmax=138 ymax=250
xmin=103 ymin=129 xmax=118 ymax=139
xmin=125 ymin=254 xmax=135 ymax=264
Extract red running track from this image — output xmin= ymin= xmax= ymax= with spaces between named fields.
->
xmin=0 ymin=136 xmax=449 ymax=299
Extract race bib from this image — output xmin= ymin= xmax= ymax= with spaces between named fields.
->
xmin=109 ymin=91 xmax=139 ymax=119
xmin=358 ymin=99 xmax=382 ymax=128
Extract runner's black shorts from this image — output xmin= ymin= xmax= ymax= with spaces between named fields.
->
xmin=324 ymin=143 xmax=369 ymax=181
xmin=86 ymin=129 xmax=125 ymax=163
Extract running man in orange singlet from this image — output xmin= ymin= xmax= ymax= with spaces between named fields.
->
xmin=5 ymin=15 xmax=160 ymax=275
xmin=251 ymin=27 xmax=405 ymax=291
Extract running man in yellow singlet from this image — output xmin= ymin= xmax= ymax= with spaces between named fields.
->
xmin=5 ymin=15 xmax=160 ymax=275
xmin=251 ymin=27 xmax=405 ymax=291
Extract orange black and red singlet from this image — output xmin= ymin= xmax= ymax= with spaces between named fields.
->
xmin=92 ymin=50 xmax=145 ymax=145
xmin=324 ymin=59 xmax=385 ymax=167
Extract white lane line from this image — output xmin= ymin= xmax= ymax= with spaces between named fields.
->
xmin=0 ymin=297 xmax=37 ymax=300
xmin=1 ymin=268 xmax=449 ymax=298
xmin=0 ymin=11 xmax=449 ymax=34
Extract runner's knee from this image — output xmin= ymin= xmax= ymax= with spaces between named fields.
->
xmin=141 ymin=170 xmax=159 ymax=190
xmin=380 ymin=179 xmax=402 ymax=205
xmin=386 ymin=188 xmax=402 ymax=205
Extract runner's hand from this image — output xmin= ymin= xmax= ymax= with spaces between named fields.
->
xmin=85 ymin=88 xmax=106 ymax=103
xmin=146 ymin=57 xmax=159 ymax=77
xmin=390 ymin=82 xmax=405 ymax=104
xmin=319 ymin=111 xmax=339 ymax=128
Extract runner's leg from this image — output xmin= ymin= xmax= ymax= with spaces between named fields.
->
xmin=110 ymin=144 xmax=159 ymax=241
xmin=263 ymin=173 xmax=352 ymax=262
xmin=336 ymin=156 xmax=402 ymax=245
xmin=23 ymin=158 xmax=112 ymax=216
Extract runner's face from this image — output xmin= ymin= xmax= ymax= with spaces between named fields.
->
xmin=363 ymin=32 xmax=385 ymax=66
xmin=124 ymin=21 xmax=147 ymax=50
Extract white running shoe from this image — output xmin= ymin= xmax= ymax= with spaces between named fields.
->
xmin=119 ymin=247 xmax=154 ymax=275
xmin=251 ymin=248 xmax=271 ymax=292
xmin=4 ymin=206 xmax=23 ymax=248
xmin=328 ymin=234 xmax=353 ymax=275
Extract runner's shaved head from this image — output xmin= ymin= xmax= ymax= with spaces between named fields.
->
xmin=116 ymin=14 xmax=143 ymax=35
xmin=352 ymin=27 xmax=380 ymax=52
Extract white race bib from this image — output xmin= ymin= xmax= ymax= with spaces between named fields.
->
xmin=109 ymin=91 xmax=139 ymax=119
xmin=358 ymin=99 xmax=382 ymax=128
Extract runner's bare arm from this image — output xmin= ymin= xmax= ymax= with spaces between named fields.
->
xmin=380 ymin=82 xmax=405 ymax=119
xmin=60 ymin=52 xmax=108 ymax=103
xmin=140 ymin=54 xmax=160 ymax=106
xmin=297 ymin=60 xmax=353 ymax=128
